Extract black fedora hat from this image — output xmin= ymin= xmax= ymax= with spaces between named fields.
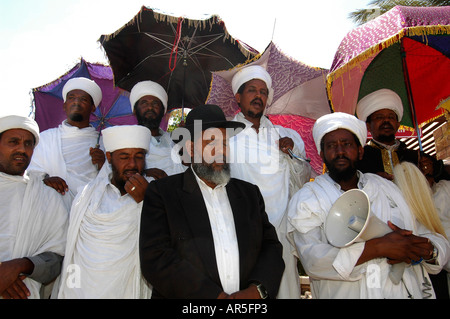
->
xmin=173 ymin=104 xmax=245 ymax=142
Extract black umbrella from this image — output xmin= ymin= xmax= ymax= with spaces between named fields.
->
xmin=99 ymin=6 xmax=258 ymax=112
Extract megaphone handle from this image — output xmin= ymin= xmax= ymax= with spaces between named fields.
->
xmin=389 ymin=263 xmax=406 ymax=285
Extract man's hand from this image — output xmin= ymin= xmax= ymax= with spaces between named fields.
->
xmin=125 ymin=173 xmax=149 ymax=203
xmin=90 ymin=147 xmax=106 ymax=171
xmin=384 ymin=221 xmax=434 ymax=264
xmin=225 ymin=285 xmax=261 ymax=299
xmin=278 ymin=137 xmax=294 ymax=155
xmin=43 ymin=176 xmax=69 ymax=195
xmin=0 ymin=259 xmax=33 ymax=299
xmin=357 ymin=221 xmax=434 ymax=265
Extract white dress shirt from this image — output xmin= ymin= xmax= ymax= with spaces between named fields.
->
xmin=192 ymin=169 xmax=240 ymax=294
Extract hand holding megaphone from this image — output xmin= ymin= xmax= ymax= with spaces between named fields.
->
xmin=325 ymin=189 xmax=406 ymax=285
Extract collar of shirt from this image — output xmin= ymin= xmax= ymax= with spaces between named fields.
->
xmin=191 ymin=166 xmax=228 ymax=192
xmin=235 ymin=112 xmax=273 ymax=130
xmin=371 ymin=139 xmax=400 ymax=151
xmin=325 ymin=170 xmax=368 ymax=193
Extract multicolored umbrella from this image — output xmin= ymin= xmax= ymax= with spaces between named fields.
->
xmin=327 ymin=6 xmax=450 ymax=149
xmin=99 ymin=6 xmax=257 ymax=112
xmin=206 ymin=41 xmax=331 ymax=175
xmin=32 ymin=58 xmax=136 ymax=133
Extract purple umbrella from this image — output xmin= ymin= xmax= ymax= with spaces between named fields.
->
xmin=32 ymin=58 xmax=137 ymax=133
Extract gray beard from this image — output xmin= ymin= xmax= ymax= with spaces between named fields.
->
xmin=192 ymin=162 xmax=231 ymax=185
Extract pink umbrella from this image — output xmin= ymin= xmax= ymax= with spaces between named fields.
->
xmin=206 ymin=42 xmax=331 ymax=175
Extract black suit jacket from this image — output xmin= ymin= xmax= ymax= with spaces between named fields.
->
xmin=358 ymin=140 xmax=418 ymax=175
xmin=139 ymin=167 xmax=284 ymax=299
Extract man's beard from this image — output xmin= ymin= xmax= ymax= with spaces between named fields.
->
xmin=375 ymin=122 xmax=396 ymax=144
xmin=136 ymin=110 xmax=164 ymax=130
xmin=111 ymin=165 xmax=141 ymax=192
xmin=192 ymin=162 xmax=231 ymax=185
xmin=324 ymin=155 xmax=358 ymax=183
xmin=375 ymin=133 xmax=396 ymax=144
xmin=69 ymin=113 xmax=84 ymax=122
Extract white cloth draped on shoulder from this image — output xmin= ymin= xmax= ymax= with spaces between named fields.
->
xmin=27 ymin=120 xmax=102 ymax=206
xmin=0 ymin=171 xmax=68 ymax=299
xmin=56 ymin=164 xmax=152 ymax=299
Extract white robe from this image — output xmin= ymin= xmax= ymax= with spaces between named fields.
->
xmin=27 ymin=120 xmax=102 ymax=207
xmin=431 ymin=180 xmax=450 ymax=272
xmin=229 ymin=112 xmax=311 ymax=299
xmin=56 ymin=164 xmax=152 ymax=299
xmin=0 ymin=171 xmax=68 ymax=299
xmin=287 ymin=171 xmax=450 ymax=299
xmin=146 ymin=129 xmax=186 ymax=176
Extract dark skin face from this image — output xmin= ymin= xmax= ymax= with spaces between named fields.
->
xmin=320 ymin=128 xmax=364 ymax=191
xmin=235 ymin=79 xmax=294 ymax=154
xmin=106 ymin=148 xmax=148 ymax=202
xmin=235 ymin=79 xmax=269 ymax=130
xmin=0 ymin=129 xmax=35 ymax=176
xmin=134 ymin=95 xmax=164 ymax=136
xmin=366 ymin=109 xmax=400 ymax=145
xmin=63 ymin=89 xmax=96 ymax=129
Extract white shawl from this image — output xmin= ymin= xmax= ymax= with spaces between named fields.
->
xmin=27 ymin=120 xmax=102 ymax=206
xmin=0 ymin=171 xmax=68 ymax=299
xmin=56 ymin=164 xmax=152 ymax=299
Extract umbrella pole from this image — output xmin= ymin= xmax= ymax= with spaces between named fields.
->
xmin=401 ymin=42 xmax=423 ymax=152
xmin=181 ymin=50 xmax=187 ymax=124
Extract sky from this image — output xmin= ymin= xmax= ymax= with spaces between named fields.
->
xmin=0 ymin=0 xmax=370 ymax=118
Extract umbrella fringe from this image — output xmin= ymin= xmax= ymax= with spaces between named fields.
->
xmin=327 ymin=25 xmax=450 ymax=111
xmin=205 ymin=50 xmax=265 ymax=103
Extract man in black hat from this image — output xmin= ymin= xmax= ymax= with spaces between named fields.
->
xmin=139 ymin=104 xmax=285 ymax=299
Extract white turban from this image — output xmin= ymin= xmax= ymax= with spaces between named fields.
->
xmin=102 ymin=125 xmax=151 ymax=153
xmin=62 ymin=77 xmax=102 ymax=108
xmin=231 ymin=65 xmax=274 ymax=105
xmin=129 ymin=80 xmax=168 ymax=113
xmin=0 ymin=115 xmax=40 ymax=145
xmin=356 ymin=89 xmax=403 ymax=122
xmin=312 ymin=112 xmax=367 ymax=154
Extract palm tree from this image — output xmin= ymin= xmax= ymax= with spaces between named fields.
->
xmin=349 ymin=0 xmax=450 ymax=25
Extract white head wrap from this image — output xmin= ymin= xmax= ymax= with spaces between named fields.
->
xmin=62 ymin=77 xmax=102 ymax=108
xmin=129 ymin=80 xmax=168 ymax=113
xmin=0 ymin=115 xmax=40 ymax=145
xmin=231 ymin=65 xmax=274 ymax=105
xmin=102 ymin=125 xmax=151 ymax=153
xmin=356 ymin=88 xmax=403 ymax=122
xmin=312 ymin=112 xmax=367 ymax=154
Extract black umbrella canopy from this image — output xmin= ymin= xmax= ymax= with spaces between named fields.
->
xmin=99 ymin=6 xmax=258 ymax=111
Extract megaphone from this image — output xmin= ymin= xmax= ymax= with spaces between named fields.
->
xmin=324 ymin=189 xmax=405 ymax=285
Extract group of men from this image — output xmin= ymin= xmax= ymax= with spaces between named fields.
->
xmin=0 ymin=63 xmax=449 ymax=299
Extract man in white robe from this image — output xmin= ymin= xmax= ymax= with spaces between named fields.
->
xmin=130 ymin=80 xmax=186 ymax=178
xmin=0 ymin=115 xmax=68 ymax=299
xmin=57 ymin=125 xmax=153 ymax=299
xmin=227 ymin=65 xmax=311 ymax=299
xmin=28 ymin=77 xmax=106 ymax=208
xmin=287 ymin=112 xmax=450 ymax=299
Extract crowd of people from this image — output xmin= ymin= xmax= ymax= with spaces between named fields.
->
xmin=0 ymin=64 xmax=449 ymax=299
